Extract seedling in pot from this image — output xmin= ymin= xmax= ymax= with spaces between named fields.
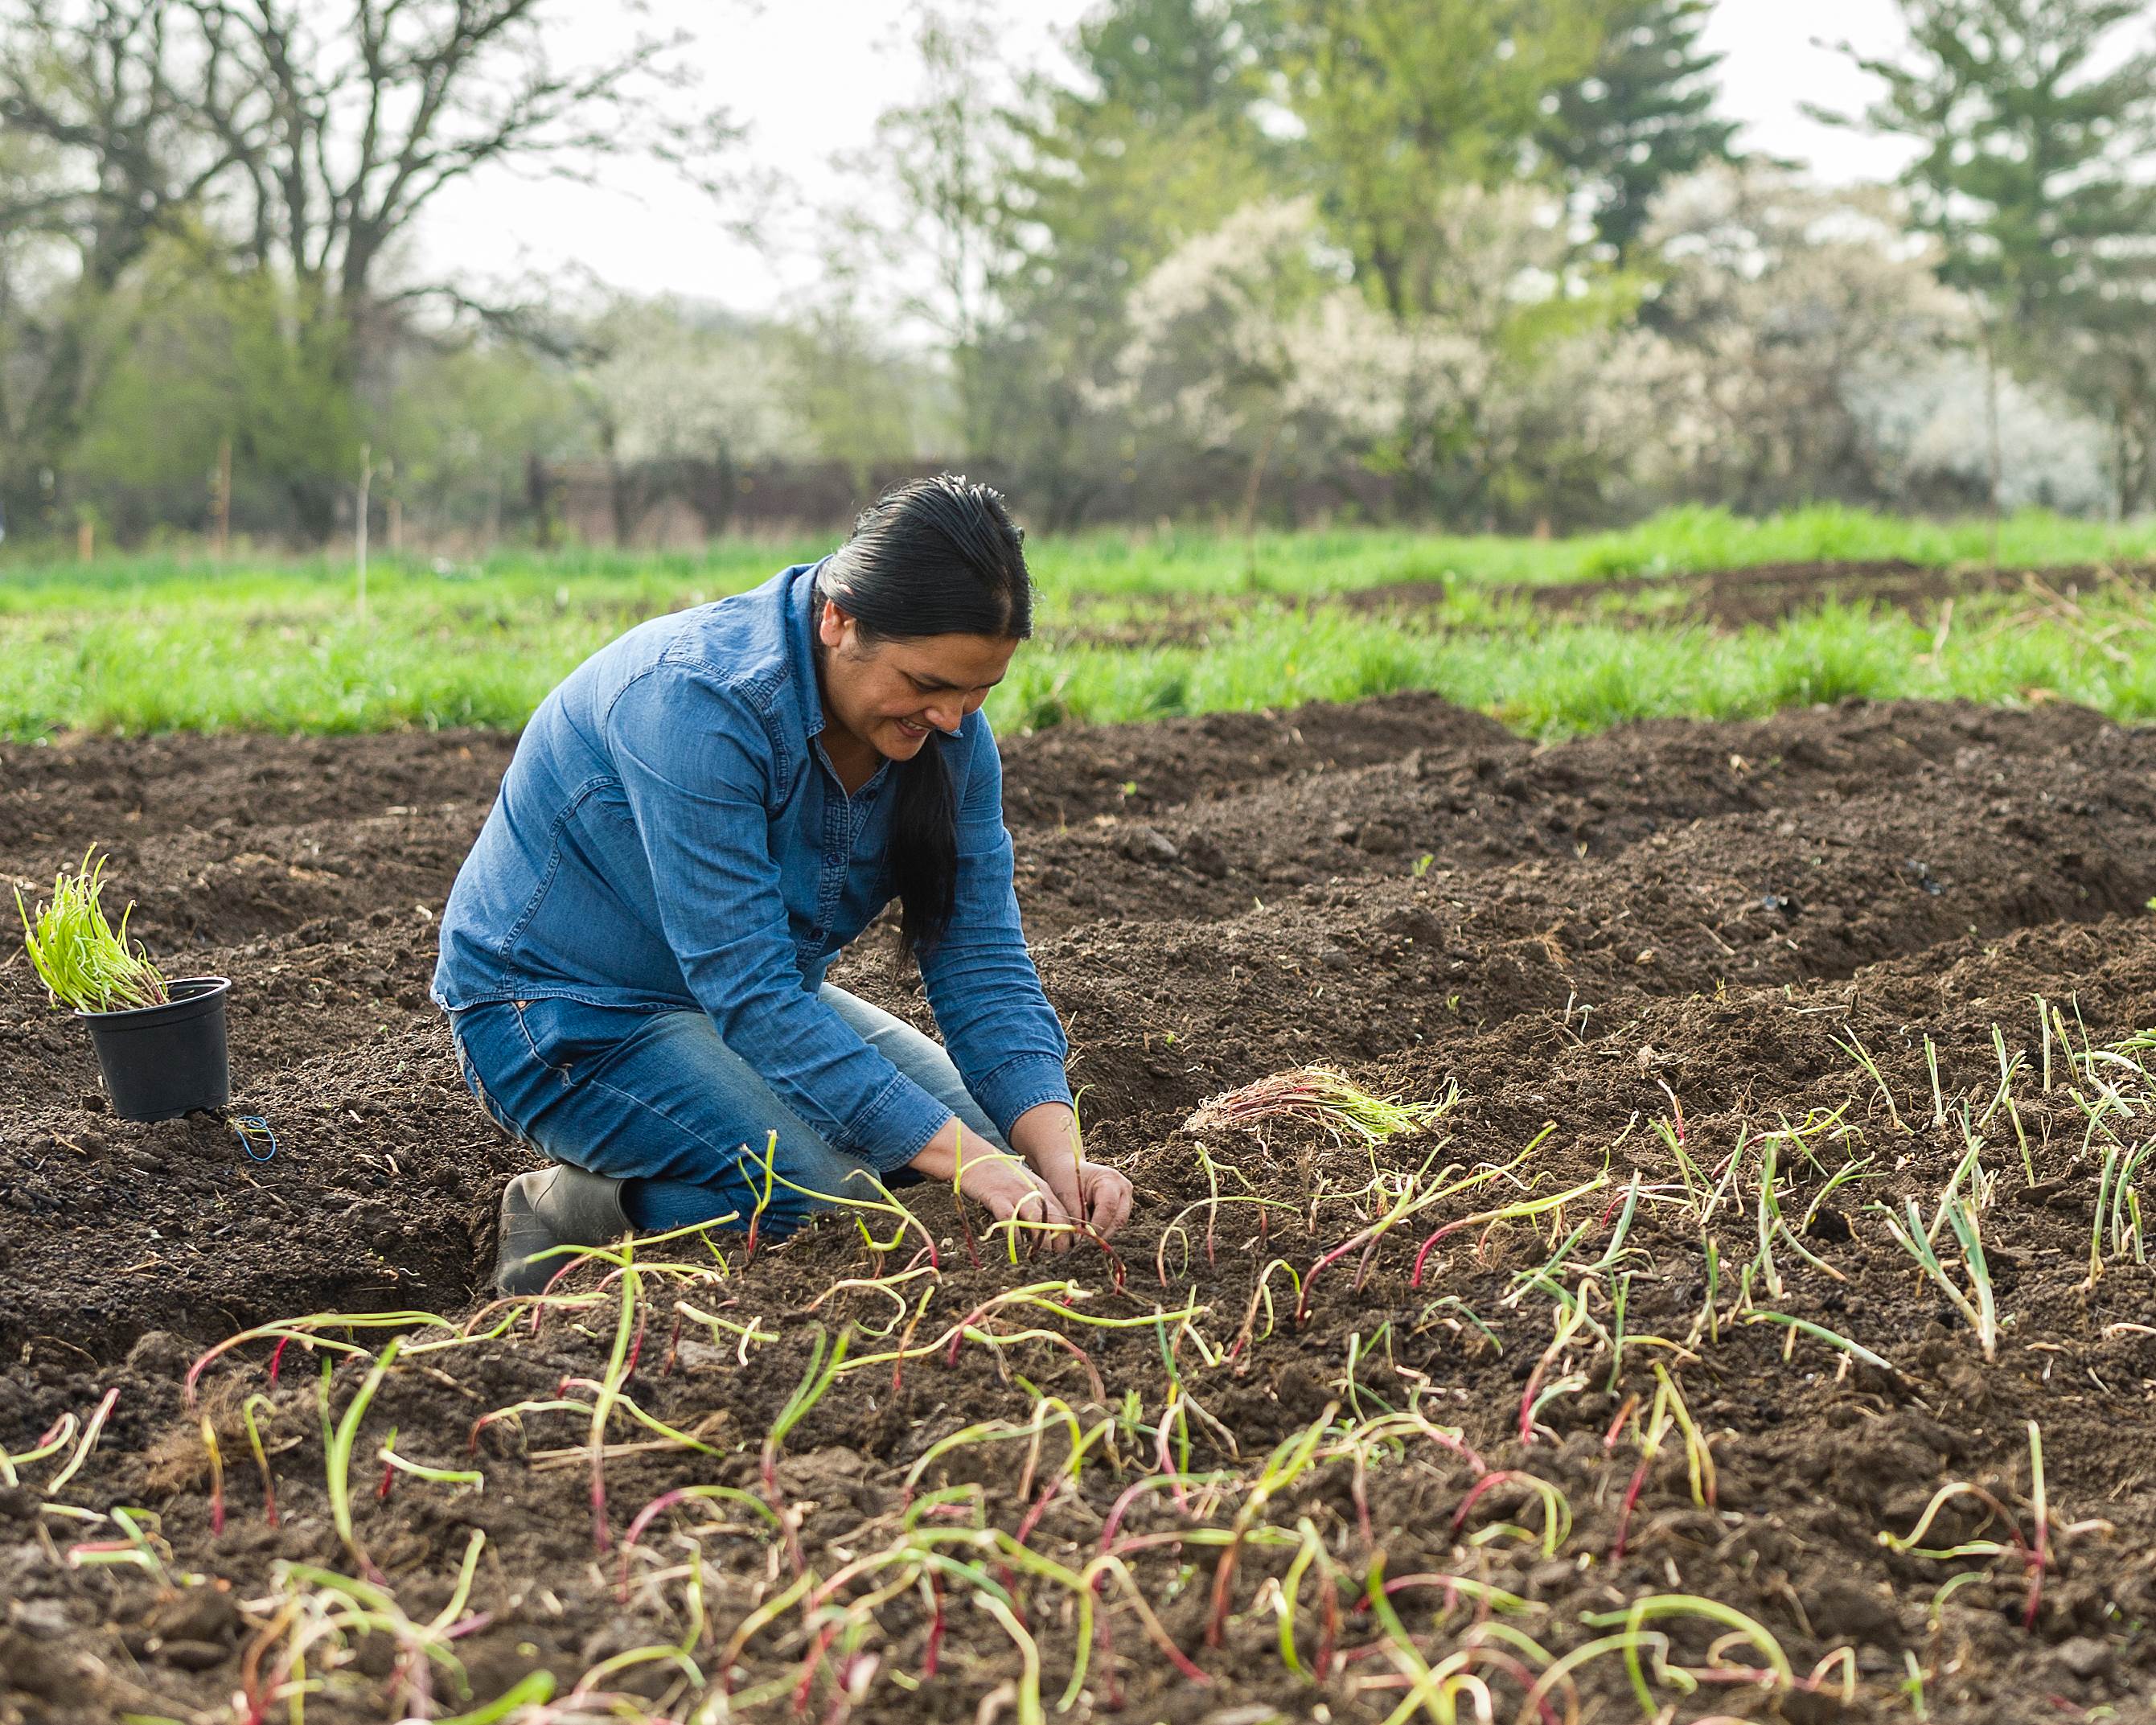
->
xmin=18 ymin=845 xmax=234 ymax=1120
xmin=16 ymin=847 xmax=167 ymax=1012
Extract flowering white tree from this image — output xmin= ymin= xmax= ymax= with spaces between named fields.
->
xmin=1105 ymin=187 xmax=1637 ymax=524
xmin=581 ymin=298 xmax=803 ymax=470
xmin=572 ymin=296 xmax=807 ymax=541
xmin=1606 ymin=164 xmax=1976 ymax=511
xmin=1853 ymin=353 xmax=2113 ymax=514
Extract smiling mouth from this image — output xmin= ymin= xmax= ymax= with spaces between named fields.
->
xmin=895 ymin=720 xmax=930 ymax=739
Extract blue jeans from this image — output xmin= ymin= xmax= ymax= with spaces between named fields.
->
xmin=448 ymin=988 xmax=1013 ymax=1235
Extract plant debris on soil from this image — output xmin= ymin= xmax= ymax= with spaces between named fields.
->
xmin=6 ymin=671 xmax=2156 ymax=1722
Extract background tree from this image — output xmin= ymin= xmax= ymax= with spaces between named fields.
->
xmin=1538 ymin=0 xmax=1741 ymax=258
xmin=1817 ymin=0 xmax=2156 ymax=508
xmin=1614 ymin=165 xmax=1972 ymax=513
xmin=841 ymin=2 xmax=1021 ymax=461
xmin=0 ymin=0 xmax=735 ymax=532
xmin=991 ymin=0 xmax=1285 ymax=523
xmin=0 ymin=3 xmax=250 ymax=517
xmin=1273 ymin=0 xmax=1608 ymax=318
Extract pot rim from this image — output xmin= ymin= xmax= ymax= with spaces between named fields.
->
xmin=72 ymin=975 xmax=232 ymax=1022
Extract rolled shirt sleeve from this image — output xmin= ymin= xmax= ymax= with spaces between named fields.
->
xmin=918 ymin=713 xmax=1075 ymax=1139
xmin=606 ymin=667 xmax=953 ymax=1173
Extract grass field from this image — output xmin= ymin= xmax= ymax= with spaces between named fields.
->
xmin=4 ymin=503 xmax=2154 ymax=738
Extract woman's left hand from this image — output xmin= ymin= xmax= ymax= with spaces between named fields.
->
xmin=1009 ymin=1102 xmax=1135 ymax=1239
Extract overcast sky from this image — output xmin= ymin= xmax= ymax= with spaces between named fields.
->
xmin=417 ymin=0 xmax=1922 ymax=313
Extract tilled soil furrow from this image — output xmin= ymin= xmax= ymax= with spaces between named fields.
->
xmin=7 ymin=693 xmax=2156 ymax=1725
xmin=1011 ymin=698 xmax=2154 ymax=934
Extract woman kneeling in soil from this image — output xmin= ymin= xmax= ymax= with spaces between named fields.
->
xmin=433 ymin=475 xmax=1132 ymax=1292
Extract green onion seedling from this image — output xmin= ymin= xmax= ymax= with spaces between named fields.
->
xmin=1579 ymin=1594 xmax=1795 ymax=1717
xmin=241 ymin=1394 xmax=279 ymax=1526
xmin=44 ymin=1387 xmax=118 ymax=1498
xmin=1876 ymin=1197 xmax=1998 ymax=1359
xmin=1742 ymin=1311 xmax=1896 ymax=1375
xmin=1832 ymin=1029 xmax=1908 ymax=1135
xmin=200 ymin=1417 xmax=225 ymax=1534
xmin=1 ymin=1412 xmax=77 ymax=1489
xmin=1205 ymin=1409 xmax=1332 ymax=1648
xmin=764 ymin=1325 xmax=850 ymax=1575
xmin=326 ymin=1340 xmax=399 ymax=1575
xmin=16 ymin=848 xmax=168 ymax=1013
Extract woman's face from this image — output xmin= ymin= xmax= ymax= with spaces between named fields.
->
xmin=817 ymin=602 xmax=1017 ymax=763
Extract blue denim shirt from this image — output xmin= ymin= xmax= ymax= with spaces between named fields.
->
xmin=433 ymin=561 xmax=1072 ymax=1173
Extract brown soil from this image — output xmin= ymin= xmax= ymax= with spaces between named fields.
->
xmin=1345 ymin=558 xmax=2156 ymax=631
xmin=5 ymin=691 xmax=2156 ymax=1723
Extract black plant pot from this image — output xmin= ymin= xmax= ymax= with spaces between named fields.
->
xmin=80 ymin=976 xmax=232 ymax=1123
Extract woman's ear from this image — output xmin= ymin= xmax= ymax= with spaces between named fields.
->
xmin=817 ymin=601 xmax=852 ymax=651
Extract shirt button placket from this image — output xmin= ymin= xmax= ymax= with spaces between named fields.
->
xmin=818 ymin=785 xmax=846 ymax=947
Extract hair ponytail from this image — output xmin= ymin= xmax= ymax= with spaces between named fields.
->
xmin=814 ymin=474 xmax=1033 ymax=961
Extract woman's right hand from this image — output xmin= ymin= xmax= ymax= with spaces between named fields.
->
xmin=910 ymin=1119 xmax=1075 ymax=1252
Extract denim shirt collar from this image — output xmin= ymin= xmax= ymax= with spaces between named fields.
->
xmin=784 ymin=560 xmax=832 ymax=743
xmin=787 ymin=556 xmax=893 ymax=799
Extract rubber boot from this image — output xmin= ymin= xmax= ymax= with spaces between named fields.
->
xmin=494 ymin=1164 xmax=630 ymax=1295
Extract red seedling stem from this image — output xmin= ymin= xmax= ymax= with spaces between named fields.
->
xmin=791 ymin=1621 xmax=837 ymax=1716
xmin=1099 ymin=1481 xmax=1151 ymax=1551
xmin=1452 ymin=1470 xmax=1528 ymax=1541
xmin=890 ymin=1296 xmax=934 ymax=1397
xmin=1611 ymin=1454 xmax=1654 ymax=1562
xmin=619 ymin=1489 xmax=692 ymax=1601
xmin=1013 ymin=1481 xmax=1059 ymax=1549
xmin=954 ymin=1197 xmax=983 ymax=1270
xmin=1409 ymin=1228 xmax=1448 ymax=1287
xmin=1349 ymin=1451 xmax=1374 ymax=1546
xmin=1518 ymin=1347 xmax=1560 ymax=1446
xmin=1089 ymin=1590 xmax=1124 ymax=1709
xmin=922 ymin=1579 xmax=945 ymax=1681
xmin=1316 ymin=1568 xmax=1340 ymax=1679
xmin=1079 ymin=1224 xmax=1127 ymax=1291
xmin=2025 ymin=1514 xmax=2049 ymax=1630
xmin=1300 ymin=1189 xmax=1442 ymax=1323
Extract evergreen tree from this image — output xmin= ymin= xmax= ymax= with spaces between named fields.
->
xmin=1817 ymin=0 xmax=2156 ymax=327
xmin=1818 ymin=0 xmax=2156 ymax=507
xmin=1072 ymin=0 xmax=1269 ymax=129
xmin=1540 ymin=0 xmax=1740 ymax=258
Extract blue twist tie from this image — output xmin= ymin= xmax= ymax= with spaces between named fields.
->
xmin=231 ymin=1115 xmax=278 ymax=1163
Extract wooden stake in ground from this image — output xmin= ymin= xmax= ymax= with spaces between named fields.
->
xmin=213 ymin=437 xmax=232 ymax=564
xmin=355 ymin=442 xmax=372 ymax=624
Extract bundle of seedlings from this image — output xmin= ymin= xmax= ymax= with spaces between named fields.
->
xmin=1182 ymin=1065 xmax=1448 ymax=1145
xmin=17 ymin=846 xmax=232 ymax=1120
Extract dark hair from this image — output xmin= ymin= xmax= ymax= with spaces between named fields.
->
xmin=815 ymin=474 xmax=1033 ymax=959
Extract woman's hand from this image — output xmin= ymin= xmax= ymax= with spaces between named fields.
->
xmin=1008 ymin=1102 xmax=1135 ymax=1238
xmin=910 ymin=1117 xmax=1075 ymax=1253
